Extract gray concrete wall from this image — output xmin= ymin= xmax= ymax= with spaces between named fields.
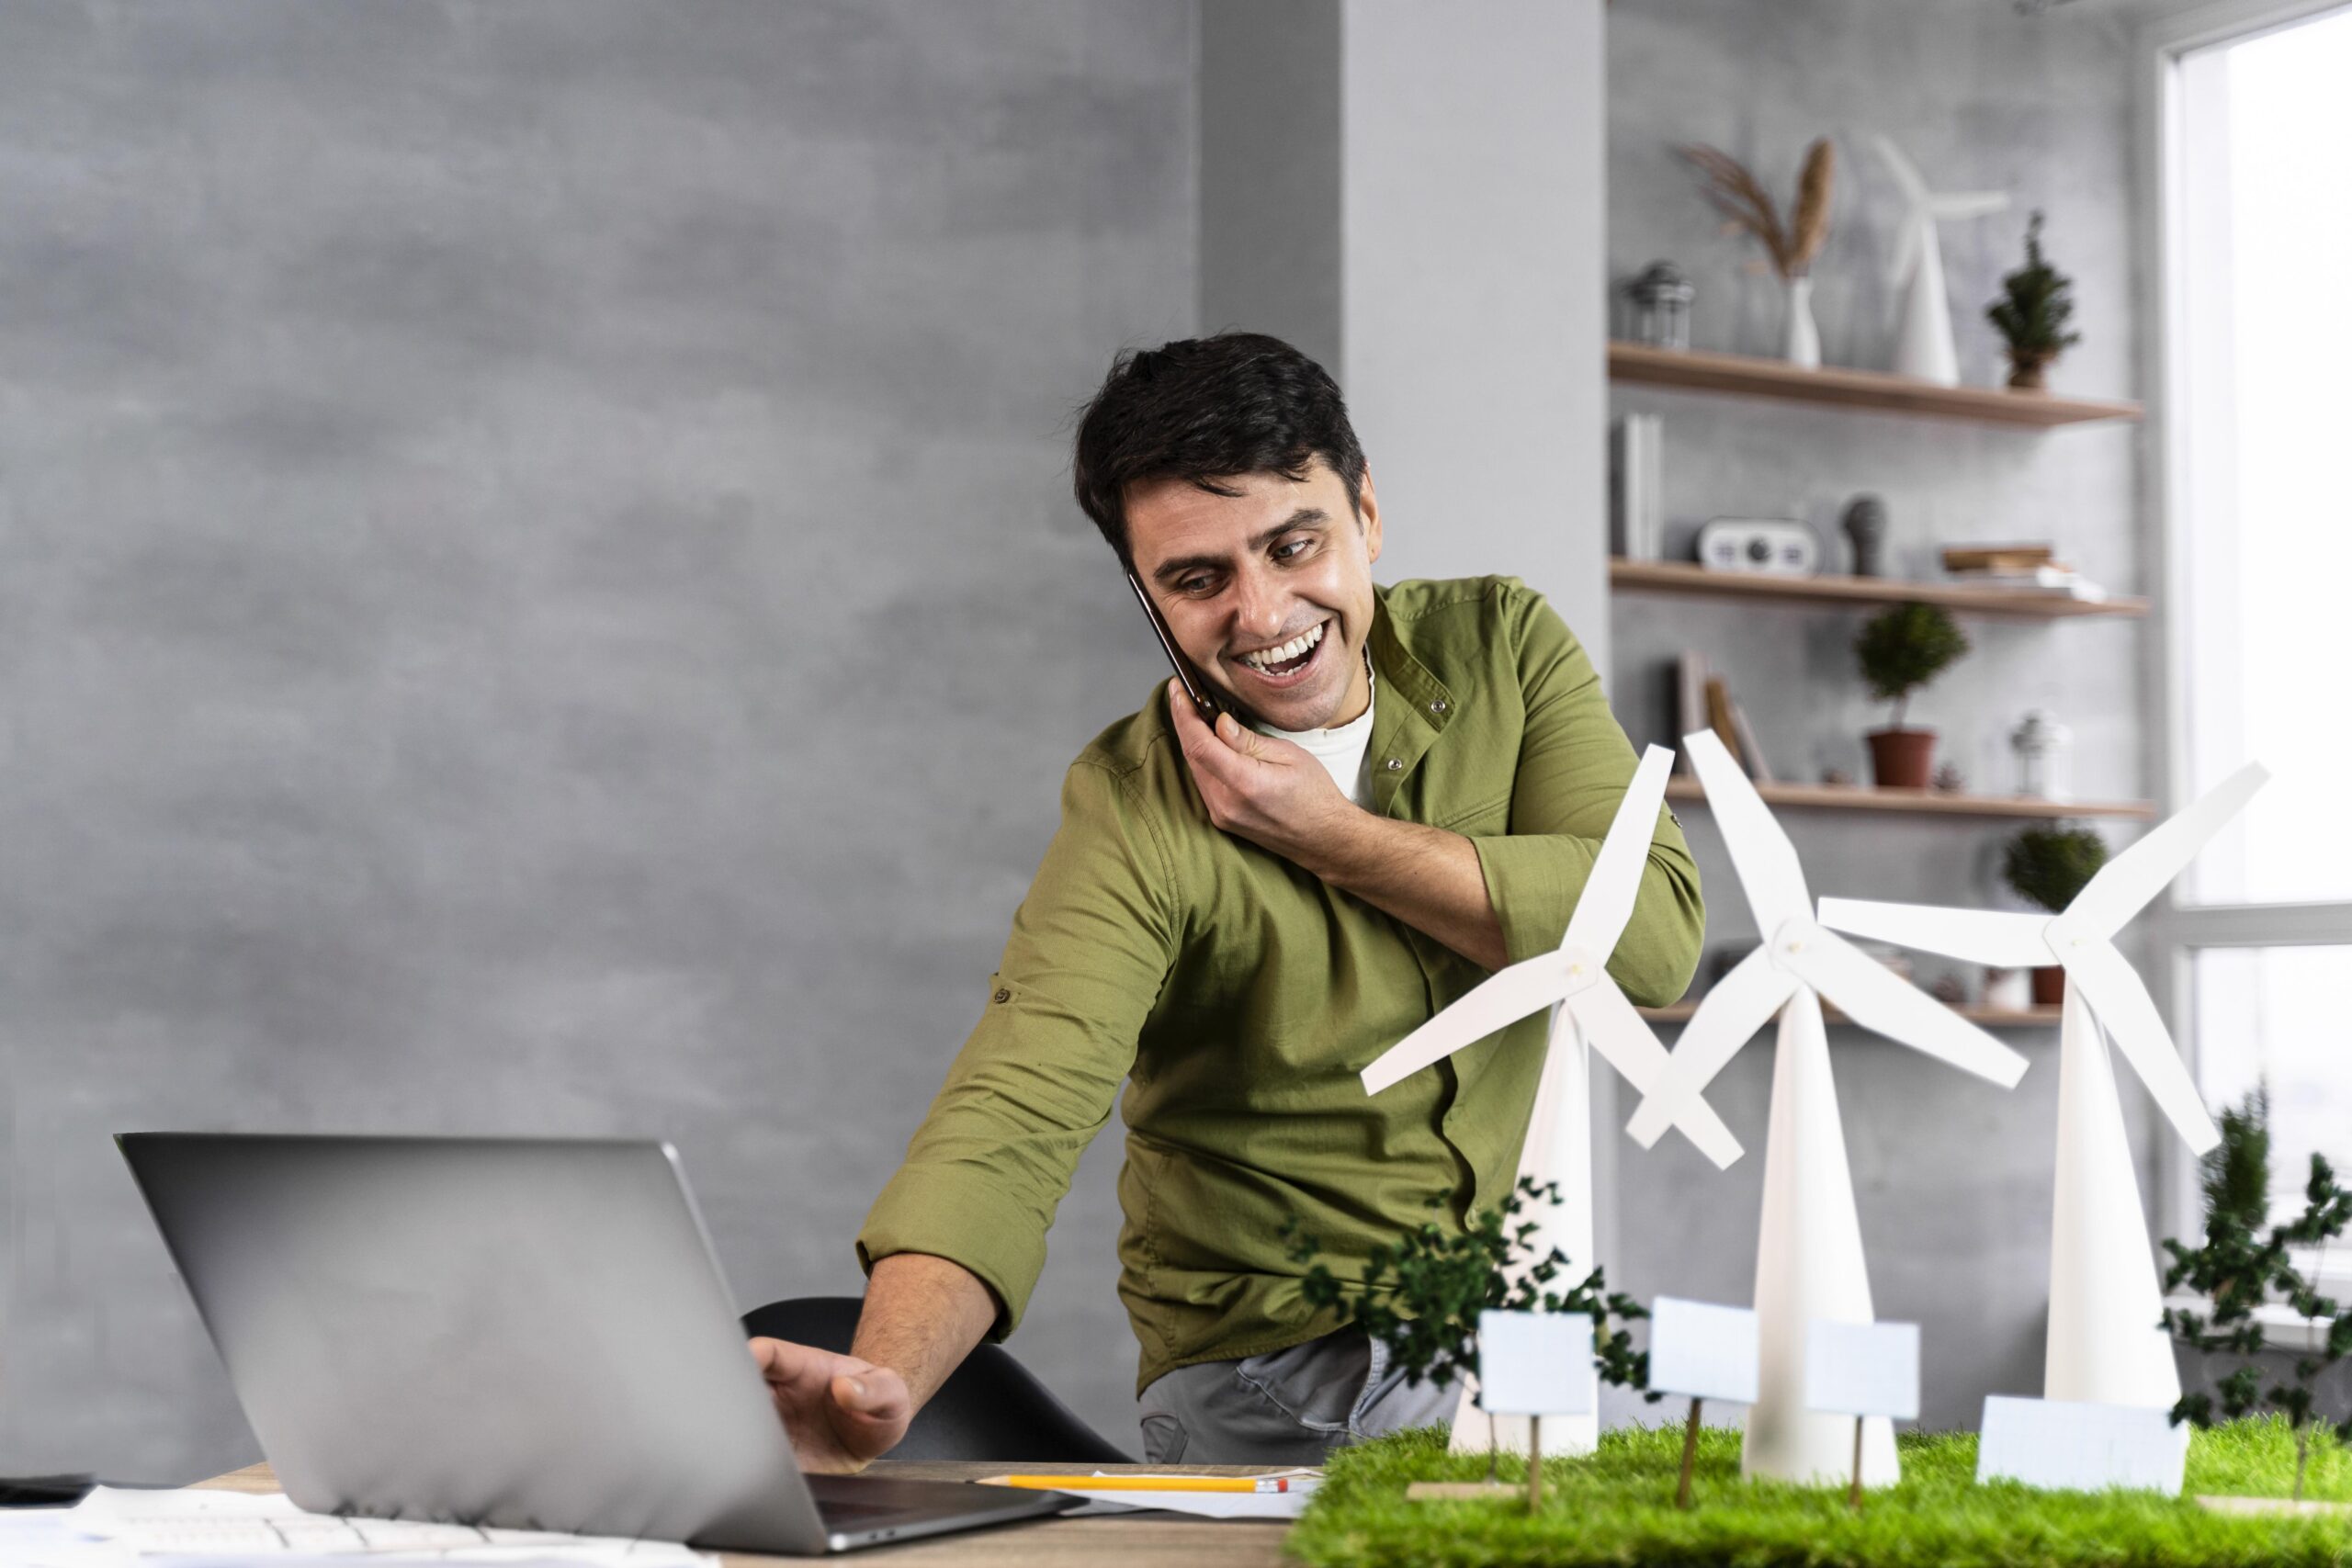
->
xmin=1600 ymin=0 xmax=2153 ymax=1433
xmin=0 ymin=0 xmax=1193 ymax=1482
xmin=1199 ymin=0 xmax=1611 ymax=659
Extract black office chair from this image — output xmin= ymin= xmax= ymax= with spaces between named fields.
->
xmin=741 ymin=1296 xmax=1135 ymax=1463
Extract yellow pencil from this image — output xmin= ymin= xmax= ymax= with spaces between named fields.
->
xmin=983 ymin=1473 xmax=1317 ymax=1494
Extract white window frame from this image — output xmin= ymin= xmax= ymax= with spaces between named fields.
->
xmin=2137 ymin=0 xmax=2352 ymax=1266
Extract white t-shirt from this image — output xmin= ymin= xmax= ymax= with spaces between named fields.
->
xmin=1256 ymin=661 xmax=1376 ymax=807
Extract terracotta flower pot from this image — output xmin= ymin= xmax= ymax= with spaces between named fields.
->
xmin=2031 ymin=965 xmax=2067 ymax=1007
xmin=1867 ymin=728 xmax=1938 ymax=790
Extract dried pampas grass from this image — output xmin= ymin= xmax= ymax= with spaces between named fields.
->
xmin=1676 ymin=136 xmax=1836 ymax=279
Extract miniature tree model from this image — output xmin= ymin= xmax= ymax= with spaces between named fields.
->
xmin=1986 ymin=210 xmax=2083 ymax=390
xmin=1853 ymin=602 xmax=1970 ymax=788
xmin=1283 ymin=1178 xmax=1654 ymax=1485
xmin=2162 ymin=1088 xmax=2352 ymax=1502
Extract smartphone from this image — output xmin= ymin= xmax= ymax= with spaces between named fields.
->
xmin=1127 ymin=570 xmax=1231 ymax=725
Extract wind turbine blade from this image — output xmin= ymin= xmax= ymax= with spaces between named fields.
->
xmin=1873 ymin=132 xmax=1929 ymax=205
xmin=1562 ymin=745 xmax=1677 ymax=958
xmin=1816 ymin=897 xmax=2050 ymax=969
xmin=1786 ymin=929 xmax=2028 ymax=1089
xmin=1623 ymin=945 xmax=1796 ymax=1149
xmin=2063 ymin=942 xmax=2222 ymax=1155
xmin=1683 ymin=729 xmax=1813 ymax=934
xmin=1361 ymin=951 xmax=1574 ymax=1095
xmin=2068 ymin=762 xmax=2269 ymax=940
xmin=1571 ymin=979 xmax=1744 ymax=1169
xmin=1929 ymin=191 xmax=2010 ymax=220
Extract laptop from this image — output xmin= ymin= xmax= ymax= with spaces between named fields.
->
xmin=117 ymin=1134 xmax=1078 ymax=1553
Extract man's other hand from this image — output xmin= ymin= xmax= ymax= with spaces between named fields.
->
xmin=749 ymin=1337 xmax=913 ymax=1474
xmin=1168 ymin=679 xmax=1359 ymax=868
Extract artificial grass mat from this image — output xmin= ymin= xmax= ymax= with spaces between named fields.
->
xmin=1285 ymin=1416 xmax=2352 ymax=1568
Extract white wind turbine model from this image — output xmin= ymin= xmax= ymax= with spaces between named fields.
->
xmin=1623 ymin=731 xmax=2030 ymax=1487
xmin=1359 ymin=745 xmax=1745 ymax=1460
xmin=1817 ymin=762 xmax=2269 ymax=1412
xmin=1876 ymin=134 xmax=2008 ymax=385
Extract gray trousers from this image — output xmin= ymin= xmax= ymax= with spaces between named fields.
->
xmin=1136 ymin=1326 xmax=1458 ymax=1465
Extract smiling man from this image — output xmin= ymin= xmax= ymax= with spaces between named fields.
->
xmin=751 ymin=333 xmax=1703 ymax=1469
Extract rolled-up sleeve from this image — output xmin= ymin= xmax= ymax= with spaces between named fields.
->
xmin=1468 ymin=593 xmax=1704 ymax=1008
xmin=856 ymin=758 xmax=1175 ymax=1339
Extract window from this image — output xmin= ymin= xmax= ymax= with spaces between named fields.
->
xmin=2151 ymin=1 xmax=2352 ymax=1255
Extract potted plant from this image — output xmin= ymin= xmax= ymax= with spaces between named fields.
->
xmin=2161 ymin=1088 xmax=2352 ymax=1508
xmin=2002 ymin=825 xmax=2108 ymax=1004
xmin=1852 ymin=602 xmax=1969 ymax=789
xmin=1986 ymin=210 xmax=2082 ymax=392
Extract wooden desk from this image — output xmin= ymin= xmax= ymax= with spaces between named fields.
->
xmin=198 ymin=1461 xmax=1295 ymax=1566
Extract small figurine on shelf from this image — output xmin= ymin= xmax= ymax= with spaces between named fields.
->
xmin=1840 ymin=494 xmax=1889 ymax=578
xmin=1931 ymin=762 xmax=1966 ymax=794
xmin=1929 ymin=974 xmax=1968 ymax=1006
xmin=1821 ymin=766 xmax=1855 ymax=787
xmin=1675 ymin=138 xmax=1834 ymax=367
xmin=1986 ymin=211 xmax=2082 ymax=392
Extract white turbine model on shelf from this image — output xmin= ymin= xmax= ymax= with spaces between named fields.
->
xmin=1818 ymin=761 xmax=2269 ymax=1412
xmin=1876 ymin=134 xmax=2008 ymax=385
xmin=1623 ymin=731 xmax=2030 ymax=1487
xmin=1359 ymin=744 xmax=1743 ymax=1460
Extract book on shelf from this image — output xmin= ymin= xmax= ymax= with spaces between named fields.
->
xmin=1728 ymin=694 xmax=1776 ymax=784
xmin=1702 ymin=675 xmax=1777 ymax=784
xmin=1611 ymin=414 xmax=1665 ymax=560
xmin=1948 ymin=565 xmax=2110 ymax=602
xmin=1675 ymin=651 xmax=1709 ymax=773
xmin=1942 ymin=544 xmax=2055 ymax=573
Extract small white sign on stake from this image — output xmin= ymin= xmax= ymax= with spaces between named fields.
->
xmin=1648 ymin=1297 xmax=1760 ymax=1404
xmin=1975 ymin=1396 xmax=2189 ymax=1495
xmin=1476 ymin=1311 xmax=1596 ymax=1417
xmin=1804 ymin=1319 xmax=1920 ymax=1421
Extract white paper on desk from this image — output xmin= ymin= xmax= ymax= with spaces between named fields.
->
xmin=1976 ymin=1395 xmax=2188 ymax=1495
xmin=1043 ymin=1469 xmax=1319 ymax=1520
xmin=1803 ymin=1319 xmax=1919 ymax=1420
xmin=24 ymin=1486 xmax=710 ymax=1562
xmin=1648 ymin=1297 xmax=1759 ymax=1404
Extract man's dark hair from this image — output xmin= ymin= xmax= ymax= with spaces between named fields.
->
xmin=1070 ymin=333 xmax=1368 ymax=563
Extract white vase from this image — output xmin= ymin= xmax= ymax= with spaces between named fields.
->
xmin=1782 ymin=276 xmax=1821 ymax=369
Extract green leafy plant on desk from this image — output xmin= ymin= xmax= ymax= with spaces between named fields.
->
xmin=1283 ymin=1179 xmax=1655 ymax=1481
xmin=2162 ymin=1086 xmax=2352 ymax=1502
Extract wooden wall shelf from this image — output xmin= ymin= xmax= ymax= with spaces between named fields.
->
xmin=1610 ymin=558 xmax=2148 ymax=620
xmin=1609 ymin=342 xmax=2142 ymax=428
xmin=1664 ymin=776 xmax=2154 ymax=821
xmin=1640 ymin=1001 xmax=2061 ymax=1028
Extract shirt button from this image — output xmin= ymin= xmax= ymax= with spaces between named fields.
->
xmin=1385 ymin=758 xmax=1404 ymax=772
xmin=993 ymin=988 xmax=1012 ymax=1004
xmin=1430 ymin=699 xmax=1448 ymax=714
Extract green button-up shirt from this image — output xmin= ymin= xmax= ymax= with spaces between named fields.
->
xmin=857 ymin=576 xmax=1703 ymax=1393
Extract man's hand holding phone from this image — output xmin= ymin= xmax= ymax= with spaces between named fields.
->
xmin=1167 ymin=678 xmax=1362 ymax=871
